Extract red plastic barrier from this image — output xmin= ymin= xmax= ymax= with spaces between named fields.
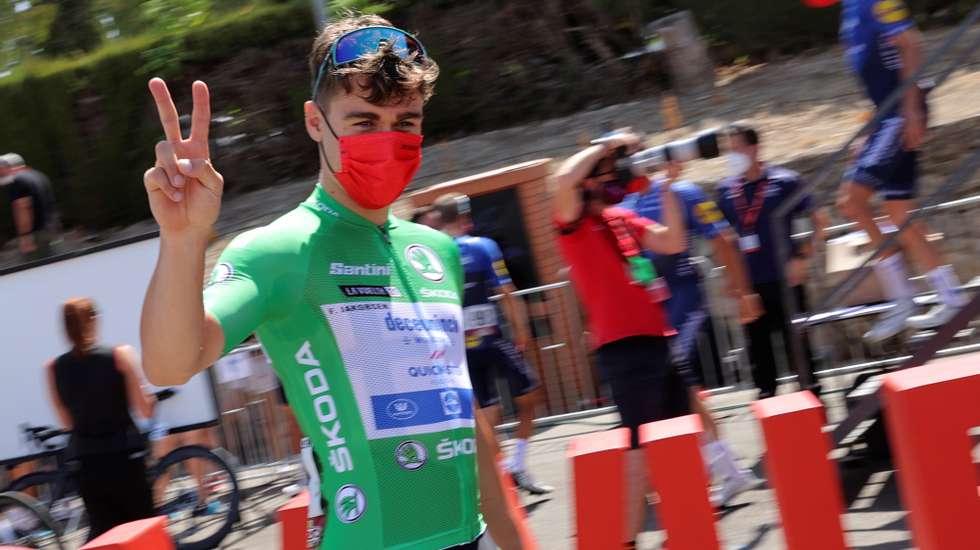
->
xmin=568 ymin=427 xmax=630 ymax=550
xmin=277 ymin=489 xmax=310 ymax=550
xmin=752 ymin=392 xmax=846 ymax=550
xmin=80 ymin=516 xmax=173 ymax=550
xmin=882 ymin=359 xmax=980 ymax=550
xmin=640 ymin=414 xmax=720 ymax=550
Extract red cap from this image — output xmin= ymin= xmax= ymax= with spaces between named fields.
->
xmin=803 ymin=0 xmax=839 ymax=6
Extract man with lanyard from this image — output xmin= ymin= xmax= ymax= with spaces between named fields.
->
xmin=553 ymin=131 xmax=722 ymax=547
xmin=823 ymin=0 xmax=967 ymax=340
xmin=433 ymin=193 xmax=553 ymax=496
xmin=620 ymin=167 xmax=762 ymax=507
xmin=138 ymin=15 xmax=531 ymax=550
xmin=716 ymin=125 xmax=822 ymax=399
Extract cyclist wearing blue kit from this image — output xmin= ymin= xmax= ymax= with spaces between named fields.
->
xmin=434 ymin=193 xmax=553 ymax=496
xmin=833 ymin=0 xmax=966 ymax=341
xmin=622 ymin=169 xmax=761 ymax=507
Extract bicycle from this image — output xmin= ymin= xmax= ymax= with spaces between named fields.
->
xmin=4 ymin=423 xmax=240 ymax=550
xmin=0 ymin=490 xmax=64 ymax=550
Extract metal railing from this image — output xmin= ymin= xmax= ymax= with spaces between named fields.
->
xmin=770 ymin=4 xmax=980 ymax=387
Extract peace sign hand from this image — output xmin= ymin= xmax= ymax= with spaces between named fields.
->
xmin=143 ymin=78 xmax=223 ymax=237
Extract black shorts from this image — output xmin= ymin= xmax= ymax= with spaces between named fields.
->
xmin=596 ymin=336 xmax=691 ymax=449
xmin=670 ymin=308 xmax=710 ymax=388
xmin=466 ymin=338 xmax=539 ymax=408
xmin=846 ymin=115 xmax=918 ymax=201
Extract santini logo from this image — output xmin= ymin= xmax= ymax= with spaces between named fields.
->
xmin=329 ymin=262 xmax=393 ymax=276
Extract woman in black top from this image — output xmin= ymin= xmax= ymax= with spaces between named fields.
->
xmin=44 ymin=297 xmax=157 ymax=540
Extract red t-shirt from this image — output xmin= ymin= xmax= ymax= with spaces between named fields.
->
xmin=555 ymin=207 xmax=675 ymax=349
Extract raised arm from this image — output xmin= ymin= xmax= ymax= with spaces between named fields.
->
xmin=551 ymin=132 xmax=642 ymax=224
xmin=640 ymin=162 xmax=687 ymax=255
xmin=140 ymin=79 xmax=226 ymax=386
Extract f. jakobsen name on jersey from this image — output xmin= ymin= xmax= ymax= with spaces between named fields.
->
xmin=329 ymin=262 xmax=393 ymax=276
xmin=385 ymin=313 xmax=460 ymax=333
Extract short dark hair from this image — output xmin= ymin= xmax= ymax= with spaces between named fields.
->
xmin=410 ymin=206 xmax=433 ymax=224
xmin=433 ymin=193 xmax=471 ymax=224
xmin=309 ymin=14 xmax=439 ymax=106
xmin=725 ymin=124 xmax=759 ymax=146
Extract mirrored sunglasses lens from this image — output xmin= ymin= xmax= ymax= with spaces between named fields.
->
xmin=334 ymin=29 xmax=416 ymax=65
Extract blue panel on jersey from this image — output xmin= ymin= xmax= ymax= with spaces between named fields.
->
xmin=371 ymin=388 xmax=475 ymax=430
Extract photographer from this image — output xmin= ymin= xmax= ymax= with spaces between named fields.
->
xmin=552 ymin=131 xmax=688 ymax=547
xmin=716 ymin=125 xmax=822 ymax=398
xmin=621 ymin=168 xmax=762 ymax=507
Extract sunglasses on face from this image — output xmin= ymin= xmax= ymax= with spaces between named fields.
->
xmin=311 ymin=26 xmax=427 ymax=98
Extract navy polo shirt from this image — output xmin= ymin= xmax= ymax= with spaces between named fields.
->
xmin=716 ymin=166 xmax=812 ymax=285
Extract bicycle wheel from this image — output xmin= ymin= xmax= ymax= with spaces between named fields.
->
xmin=149 ymin=445 xmax=240 ymax=550
xmin=8 ymin=472 xmax=88 ymax=543
xmin=0 ymin=491 xmax=65 ymax=550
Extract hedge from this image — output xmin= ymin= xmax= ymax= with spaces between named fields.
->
xmin=0 ymin=0 xmax=314 ymax=239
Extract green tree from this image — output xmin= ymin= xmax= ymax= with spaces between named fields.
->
xmin=43 ymin=0 xmax=101 ymax=56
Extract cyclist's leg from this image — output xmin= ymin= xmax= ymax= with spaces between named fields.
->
xmin=882 ymin=197 xmax=966 ymax=310
xmin=186 ymin=429 xmax=215 ymax=501
xmin=838 ymin=116 xmax=916 ymax=340
xmin=466 ymin=346 xmax=502 ymax=454
xmin=492 ymin=338 xmax=540 ymax=473
xmin=152 ymin=434 xmax=180 ymax=507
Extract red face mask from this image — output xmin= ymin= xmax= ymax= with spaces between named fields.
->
xmin=332 ymin=131 xmax=423 ymax=210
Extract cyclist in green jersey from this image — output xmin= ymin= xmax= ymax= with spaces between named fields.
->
xmin=139 ymin=14 xmax=529 ymax=550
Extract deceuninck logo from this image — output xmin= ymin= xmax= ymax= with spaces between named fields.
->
xmin=394 ymin=440 xmax=428 ymax=471
xmin=335 ymin=484 xmax=366 ymax=524
xmin=405 ymin=244 xmax=445 ymax=282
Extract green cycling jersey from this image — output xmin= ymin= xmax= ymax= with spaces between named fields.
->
xmin=204 ymin=185 xmax=483 ymax=549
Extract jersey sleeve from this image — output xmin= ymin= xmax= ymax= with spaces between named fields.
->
xmin=203 ymin=230 xmax=275 ymax=354
xmin=682 ymin=184 xmax=729 ymax=241
xmin=479 ymin=238 xmax=512 ymax=288
xmin=868 ymin=0 xmax=914 ymax=37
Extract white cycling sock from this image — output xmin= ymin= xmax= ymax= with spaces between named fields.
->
xmin=874 ymin=254 xmax=914 ymax=307
xmin=704 ymin=440 xmax=742 ymax=482
xmin=926 ymin=265 xmax=967 ymax=308
xmin=509 ymin=438 xmax=529 ymax=472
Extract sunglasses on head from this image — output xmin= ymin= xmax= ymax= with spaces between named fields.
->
xmin=311 ymin=26 xmax=427 ymax=98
